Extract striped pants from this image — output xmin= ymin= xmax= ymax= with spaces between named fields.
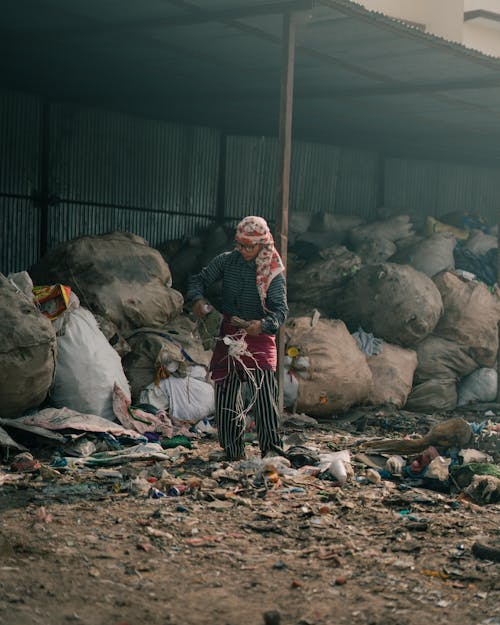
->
xmin=214 ymin=368 xmax=283 ymax=459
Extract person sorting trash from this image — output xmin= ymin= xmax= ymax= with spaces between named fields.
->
xmin=187 ymin=215 xmax=288 ymax=461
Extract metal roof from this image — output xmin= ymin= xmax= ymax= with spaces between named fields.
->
xmin=2 ymin=0 xmax=500 ymax=166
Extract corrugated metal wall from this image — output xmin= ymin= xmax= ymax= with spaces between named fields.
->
xmin=224 ymin=135 xmax=278 ymax=226
xmin=0 ymin=91 xmax=42 ymax=273
xmin=0 ymin=91 xmax=220 ymax=274
xmin=385 ymin=157 xmax=500 ymax=227
xmin=334 ymin=148 xmax=380 ymax=218
xmin=290 ymin=141 xmax=341 ymax=214
xmin=1 ymin=88 xmax=498 ymax=277
xmin=225 ymin=140 xmax=499 ymax=230
xmin=48 ymin=104 xmax=220 ymax=249
xmin=225 ymin=136 xmax=380 ymax=225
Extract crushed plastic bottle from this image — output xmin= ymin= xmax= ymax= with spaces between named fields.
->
xmin=168 ymin=484 xmax=190 ymax=496
xmin=148 ymin=486 xmax=166 ymax=498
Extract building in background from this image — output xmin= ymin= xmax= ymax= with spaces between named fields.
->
xmin=359 ymin=0 xmax=500 ymax=57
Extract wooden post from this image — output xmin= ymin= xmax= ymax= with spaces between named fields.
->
xmin=497 ymin=221 xmax=500 ymax=401
xmin=498 ymin=319 xmax=500 ymax=402
xmin=275 ymin=12 xmax=296 ymax=414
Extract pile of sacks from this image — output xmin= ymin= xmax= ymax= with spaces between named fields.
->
xmin=282 ymin=311 xmax=418 ymax=417
xmin=282 ymin=264 xmax=500 ymax=417
xmin=0 ymin=232 xmax=215 ymax=437
xmin=282 ymin=209 xmax=499 ymax=416
xmin=3 ymin=207 xmax=498 ymax=431
xmin=160 ymin=210 xmax=498 ymax=417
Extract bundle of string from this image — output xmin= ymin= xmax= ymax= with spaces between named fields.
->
xmin=219 ymin=332 xmax=265 ymax=429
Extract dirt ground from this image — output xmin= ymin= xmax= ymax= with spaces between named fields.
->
xmin=0 ymin=409 xmax=499 ymax=625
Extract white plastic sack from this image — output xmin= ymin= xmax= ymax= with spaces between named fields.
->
xmin=348 ymin=215 xmax=414 ymax=247
xmin=457 ymin=368 xmax=498 ymax=406
xmin=163 ymin=376 xmax=214 ymax=422
xmin=462 ymin=230 xmax=497 ymax=256
xmin=140 ymin=375 xmax=214 ymax=423
xmin=51 ymin=306 xmax=131 ymax=420
xmin=139 ymin=383 xmax=170 ymax=412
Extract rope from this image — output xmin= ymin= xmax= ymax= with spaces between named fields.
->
xmin=219 ymin=331 xmax=265 ymax=429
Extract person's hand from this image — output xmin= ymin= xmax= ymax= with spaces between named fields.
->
xmin=246 ymin=320 xmax=262 ymax=336
xmin=192 ymin=299 xmax=209 ymax=319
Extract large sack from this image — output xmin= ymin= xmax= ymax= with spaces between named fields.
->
xmin=333 ymin=263 xmax=443 ymax=347
xmin=394 ymin=234 xmax=424 ymax=251
xmin=367 ymin=343 xmax=417 ymax=408
xmin=454 ymin=246 xmax=498 ymax=287
xmin=165 ymin=238 xmax=203 ymax=291
xmin=124 ymin=321 xmax=211 ymax=402
xmin=406 ymin=379 xmax=457 ymax=412
xmin=413 ymin=335 xmax=477 ymax=383
xmin=354 ymin=238 xmax=397 ymax=264
xmin=196 ymin=224 xmax=233 ymax=265
xmin=348 ymin=215 xmax=414 ymax=247
xmin=433 ymin=271 xmax=500 ymax=367
xmin=309 ymin=213 xmax=365 ymax=244
xmin=462 ymin=230 xmax=497 ymax=256
xmin=0 ymin=274 xmax=57 ymax=418
xmin=293 ymin=230 xmax=349 ymax=251
xmin=160 ymin=315 xmax=213 ymax=370
xmin=288 ymin=211 xmax=313 ymax=245
xmin=287 ymin=246 xmax=361 ymax=310
xmin=376 ymin=206 xmax=425 ymax=230
xmin=166 ymin=224 xmax=232 ymax=293
xmin=140 ymin=376 xmax=214 ymax=423
xmin=93 ymin=314 xmax=131 ymax=358
xmin=389 ymin=233 xmax=456 ymax=278
xmin=29 ymin=232 xmax=183 ymax=333
xmin=284 ymin=315 xmax=373 ymax=417
xmin=458 ymin=368 xmax=498 ymax=406
xmin=51 ymin=304 xmax=131 ymax=421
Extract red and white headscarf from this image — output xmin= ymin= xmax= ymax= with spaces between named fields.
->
xmin=235 ymin=216 xmax=285 ymax=311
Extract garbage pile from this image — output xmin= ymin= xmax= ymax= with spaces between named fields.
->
xmin=0 ymin=411 xmax=498 ymax=518
xmin=0 ymin=208 xmax=499 ymax=485
xmin=0 ymin=232 xmax=217 ymax=461
xmin=161 ymin=208 xmax=499 ymax=416
xmin=281 ymin=209 xmax=500 ymax=416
